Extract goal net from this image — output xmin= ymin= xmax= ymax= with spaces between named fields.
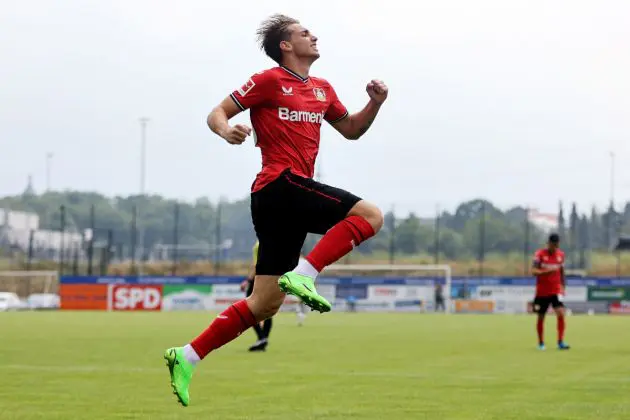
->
xmin=315 ymin=263 xmax=452 ymax=313
xmin=0 ymin=271 xmax=59 ymax=299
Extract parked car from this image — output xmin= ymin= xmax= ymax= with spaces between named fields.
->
xmin=27 ymin=293 xmax=60 ymax=310
xmin=0 ymin=292 xmax=28 ymax=311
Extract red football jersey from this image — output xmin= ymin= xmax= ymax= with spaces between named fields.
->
xmin=230 ymin=66 xmax=348 ymax=192
xmin=532 ymin=248 xmax=565 ymax=296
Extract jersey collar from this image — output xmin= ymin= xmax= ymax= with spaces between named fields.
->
xmin=280 ymin=66 xmax=309 ymax=83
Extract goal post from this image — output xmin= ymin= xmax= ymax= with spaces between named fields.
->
xmin=0 ymin=270 xmax=59 ymax=298
xmin=322 ymin=263 xmax=453 ymax=313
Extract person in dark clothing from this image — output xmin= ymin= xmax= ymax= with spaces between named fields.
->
xmin=434 ymin=283 xmax=445 ymax=312
xmin=240 ymin=241 xmax=272 ymax=352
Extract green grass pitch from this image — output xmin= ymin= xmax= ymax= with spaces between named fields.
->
xmin=1 ymin=311 xmax=629 ymax=419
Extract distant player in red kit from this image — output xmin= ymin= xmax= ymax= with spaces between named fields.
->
xmin=531 ymin=233 xmax=570 ymax=351
xmin=163 ymin=14 xmax=387 ymax=406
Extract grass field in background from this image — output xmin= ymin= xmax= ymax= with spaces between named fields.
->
xmin=1 ymin=312 xmax=629 ymax=420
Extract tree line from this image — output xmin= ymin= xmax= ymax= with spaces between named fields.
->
xmin=1 ymin=189 xmax=629 ymax=267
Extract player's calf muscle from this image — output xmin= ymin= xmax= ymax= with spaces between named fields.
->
xmin=247 ymin=275 xmax=285 ymax=321
xmin=348 ymin=200 xmax=383 ymax=232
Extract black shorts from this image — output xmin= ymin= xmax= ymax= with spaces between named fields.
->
xmin=533 ymin=295 xmax=564 ymax=315
xmin=251 ymin=169 xmax=362 ymax=276
xmin=245 ymin=278 xmax=255 ymax=297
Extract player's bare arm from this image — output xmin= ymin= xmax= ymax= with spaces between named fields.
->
xmin=207 ymin=97 xmax=252 ymax=145
xmin=531 ymin=259 xmax=558 ymax=276
xmin=531 ymin=266 xmax=557 ymax=276
xmin=332 ymin=79 xmax=388 ymax=140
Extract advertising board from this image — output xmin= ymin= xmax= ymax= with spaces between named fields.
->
xmin=212 ymin=284 xmax=245 ymax=309
xmin=57 ymin=275 xmax=630 ymax=314
xmin=474 ymin=286 xmax=587 ymax=302
xmin=564 ymin=301 xmax=610 ymax=314
xmin=368 ymin=285 xmax=434 ymax=302
xmin=59 ymin=284 xmax=108 ymax=310
xmin=315 ymin=284 xmax=337 ymax=303
xmin=454 ymin=299 xmax=494 ymax=314
xmin=587 ymin=287 xmax=630 ymax=301
xmin=609 ymin=301 xmax=630 ymax=314
xmin=493 ymin=300 xmax=528 ymax=314
xmin=162 ymin=284 xmax=213 ymax=311
xmin=108 ymin=284 xmax=163 ymax=311
xmin=344 ymin=300 xmax=394 ymax=312
xmin=393 ymin=299 xmax=424 ymax=312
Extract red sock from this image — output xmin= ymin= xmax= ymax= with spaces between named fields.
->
xmin=536 ymin=318 xmax=544 ymax=345
xmin=557 ymin=315 xmax=565 ymax=343
xmin=306 ymin=216 xmax=375 ymax=272
xmin=190 ymin=299 xmax=256 ymax=359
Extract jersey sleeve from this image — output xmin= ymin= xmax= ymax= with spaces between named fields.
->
xmin=230 ymin=71 xmax=276 ymax=111
xmin=532 ymin=250 xmax=543 ymax=268
xmin=324 ymin=84 xmax=349 ymax=124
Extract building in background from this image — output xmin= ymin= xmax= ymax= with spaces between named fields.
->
xmin=527 ymin=208 xmax=558 ymax=234
xmin=0 ymin=208 xmax=83 ymax=261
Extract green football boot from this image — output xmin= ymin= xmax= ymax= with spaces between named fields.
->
xmin=278 ymin=272 xmax=331 ymax=313
xmin=164 ymin=347 xmax=195 ymax=407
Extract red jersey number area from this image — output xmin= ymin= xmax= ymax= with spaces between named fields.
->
xmin=230 ymin=67 xmax=348 ymax=192
xmin=533 ymin=249 xmax=565 ymax=297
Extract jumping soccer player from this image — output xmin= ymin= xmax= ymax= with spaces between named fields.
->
xmin=240 ymin=240 xmax=273 ymax=352
xmin=164 ymin=14 xmax=386 ymax=406
xmin=531 ymin=233 xmax=570 ymax=351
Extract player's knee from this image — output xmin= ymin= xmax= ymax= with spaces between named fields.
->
xmin=349 ymin=201 xmax=383 ymax=233
xmin=370 ymin=207 xmax=384 ymax=233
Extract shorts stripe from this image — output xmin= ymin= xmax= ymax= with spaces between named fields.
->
xmin=283 ymin=174 xmax=342 ymax=204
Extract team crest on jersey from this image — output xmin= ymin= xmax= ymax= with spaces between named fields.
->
xmin=313 ymin=88 xmax=326 ymax=102
xmin=238 ymin=78 xmax=256 ymax=97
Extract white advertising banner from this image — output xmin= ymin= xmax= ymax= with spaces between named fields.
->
xmin=474 ymin=286 xmax=587 ymax=303
xmin=279 ymin=284 xmax=337 ymax=312
xmin=367 ymin=285 xmax=434 ymax=302
xmin=353 ymin=299 xmax=395 ymax=312
xmin=211 ymin=284 xmax=337 ymax=312
xmin=562 ymin=286 xmax=588 ymax=302
xmin=474 ymin=286 xmax=534 ymax=301
xmin=493 ymin=300 xmax=528 ymax=314
xmin=317 ymin=284 xmax=337 ymax=303
xmin=211 ymin=284 xmax=244 ymax=310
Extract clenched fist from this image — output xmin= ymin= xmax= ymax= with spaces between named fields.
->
xmin=221 ymin=124 xmax=252 ymax=145
xmin=366 ymin=79 xmax=388 ymax=105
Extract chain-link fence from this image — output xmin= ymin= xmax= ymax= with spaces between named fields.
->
xmin=0 ymin=198 xmax=627 ymax=276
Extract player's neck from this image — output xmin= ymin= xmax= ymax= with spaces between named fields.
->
xmin=280 ymin=59 xmax=311 ymax=80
